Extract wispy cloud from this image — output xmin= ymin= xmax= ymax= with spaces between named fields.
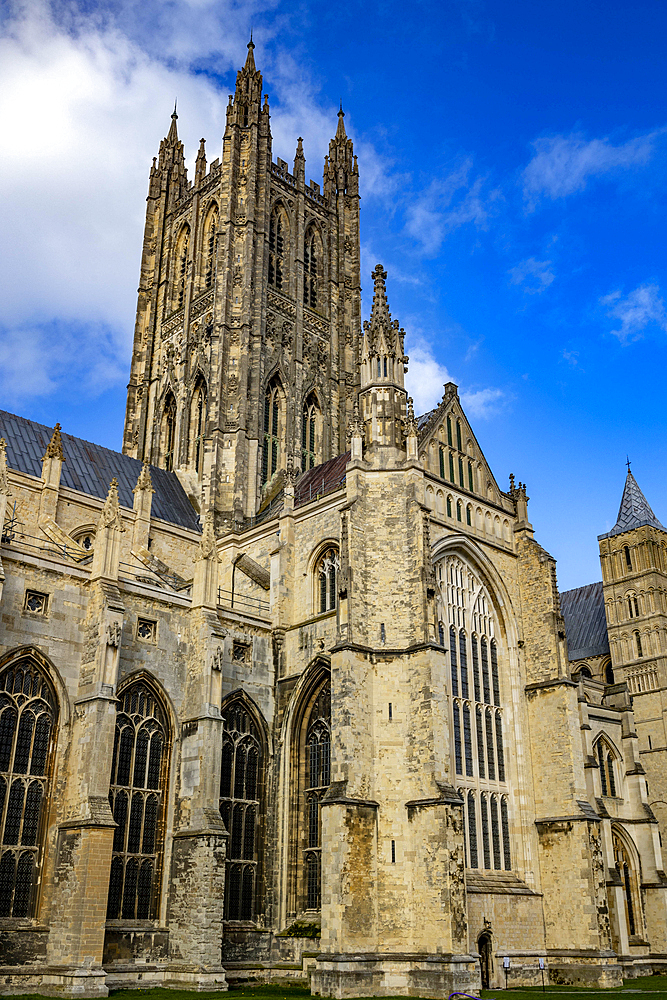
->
xmin=601 ymin=283 xmax=667 ymax=343
xmin=405 ymin=159 xmax=494 ymax=256
xmin=523 ymin=132 xmax=655 ymax=209
xmin=404 ymin=335 xmax=504 ymax=419
xmin=508 ymin=257 xmax=555 ymax=294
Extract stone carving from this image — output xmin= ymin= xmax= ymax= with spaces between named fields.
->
xmin=107 ymin=622 xmax=122 ymax=647
xmin=99 ymin=479 xmax=125 ymax=532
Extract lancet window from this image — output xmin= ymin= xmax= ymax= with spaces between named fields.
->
xmin=174 ymin=225 xmax=190 ymax=310
xmin=191 ymin=381 xmax=207 ymax=477
xmin=220 ymin=701 xmax=263 ymax=922
xmin=269 ymin=208 xmax=287 ymax=291
xmin=0 ymin=658 xmax=57 ymax=919
xmin=304 ymin=227 xmax=322 ymax=310
xmin=107 ymin=680 xmax=168 ymax=922
xmin=162 ymin=393 xmax=177 ymax=472
xmin=595 ymin=737 xmax=618 ymax=797
xmin=261 ymin=377 xmax=282 ymax=485
xmin=302 ymin=682 xmax=331 ymax=910
xmin=316 ymin=547 xmax=339 ymax=614
xmin=204 ymin=205 xmax=218 ymax=289
xmin=302 ymin=394 xmax=320 ymax=472
xmin=612 ymin=829 xmax=642 ymax=939
xmin=439 ymin=553 xmax=511 ymax=872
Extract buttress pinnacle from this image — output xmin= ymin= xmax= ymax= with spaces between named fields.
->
xmin=335 ymin=106 xmax=347 ymax=141
xmin=166 ymin=101 xmax=179 ymax=144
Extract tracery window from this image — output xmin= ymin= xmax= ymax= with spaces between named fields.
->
xmin=163 ymin=393 xmax=177 ymax=472
xmin=302 ymin=394 xmax=320 ymax=472
xmin=316 ymin=547 xmax=339 ymax=614
xmin=304 ymin=227 xmax=322 ymax=310
xmin=0 ymin=659 xmax=56 ymax=918
xmin=439 ymin=554 xmax=511 ymax=872
xmin=204 ymin=205 xmax=218 ymax=289
xmin=261 ymin=377 xmax=282 ymax=485
xmin=612 ymin=830 xmax=642 ymax=939
xmin=191 ymin=381 xmax=207 ymax=477
xmin=595 ymin=737 xmax=617 ymax=797
xmin=220 ymin=701 xmax=263 ymax=921
xmin=269 ymin=207 xmax=287 ymax=291
xmin=174 ymin=225 xmax=190 ymax=310
xmin=302 ymin=682 xmax=330 ymax=910
xmin=107 ymin=680 xmax=168 ymax=922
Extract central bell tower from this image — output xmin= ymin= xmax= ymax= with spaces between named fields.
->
xmin=123 ymin=40 xmax=361 ymax=529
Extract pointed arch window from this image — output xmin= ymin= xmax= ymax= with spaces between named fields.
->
xmin=316 ymin=546 xmax=339 ymax=614
xmin=204 ymin=206 xmax=219 ymax=289
xmin=269 ymin=207 xmax=287 ymax=291
xmin=0 ymin=659 xmax=57 ymax=919
xmin=163 ymin=394 xmax=177 ymax=472
xmin=107 ymin=680 xmax=169 ymax=922
xmin=174 ymin=226 xmax=190 ymax=310
xmin=304 ymin=227 xmax=323 ymax=310
xmin=191 ymin=381 xmax=207 ymax=477
xmin=438 ymin=553 xmax=510 ymax=873
xmin=261 ymin=377 xmax=282 ymax=485
xmin=595 ymin=738 xmax=617 ymax=797
xmin=302 ymin=682 xmax=330 ymax=910
xmin=612 ymin=830 xmax=642 ymax=939
xmin=302 ymin=394 xmax=320 ymax=472
xmin=220 ymin=701 xmax=263 ymax=922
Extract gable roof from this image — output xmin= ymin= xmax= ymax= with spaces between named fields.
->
xmin=598 ymin=470 xmax=665 ymax=540
xmin=559 ymin=581 xmax=609 ymax=661
xmin=0 ymin=410 xmax=201 ymax=533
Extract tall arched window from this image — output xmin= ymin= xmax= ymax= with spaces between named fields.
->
xmin=316 ymin=547 xmax=339 ymax=614
xmin=269 ymin=207 xmax=287 ymax=291
xmin=612 ymin=829 xmax=642 ymax=939
xmin=107 ymin=679 xmax=168 ymax=922
xmin=190 ymin=380 xmax=207 ymax=477
xmin=595 ymin=737 xmax=618 ymax=797
xmin=162 ymin=393 xmax=177 ymax=472
xmin=303 ymin=226 xmax=322 ymax=310
xmin=203 ymin=205 xmax=218 ymax=289
xmin=302 ymin=393 xmax=320 ymax=472
xmin=173 ymin=225 xmax=190 ymax=310
xmin=220 ymin=700 xmax=263 ymax=922
xmin=0 ymin=658 xmax=57 ymax=918
xmin=439 ymin=553 xmax=511 ymax=872
xmin=261 ymin=376 xmax=282 ymax=485
xmin=302 ymin=682 xmax=330 ymax=910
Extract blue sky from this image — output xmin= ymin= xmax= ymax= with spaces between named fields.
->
xmin=1 ymin=0 xmax=667 ymax=590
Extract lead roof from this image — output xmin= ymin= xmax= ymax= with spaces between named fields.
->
xmin=559 ymin=581 xmax=610 ymax=661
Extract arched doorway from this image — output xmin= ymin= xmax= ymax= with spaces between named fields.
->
xmin=478 ymin=931 xmax=493 ymax=989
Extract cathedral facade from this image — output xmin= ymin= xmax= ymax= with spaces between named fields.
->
xmin=1 ymin=43 xmax=667 ymax=999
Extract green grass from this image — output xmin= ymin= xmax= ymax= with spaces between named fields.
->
xmin=5 ymin=976 xmax=667 ymax=1000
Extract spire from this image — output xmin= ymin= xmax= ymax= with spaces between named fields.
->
xmin=43 ymin=422 xmax=64 ymax=461
xmin=360 ymin=265 xmax=407 ymax=389
xmin=231 ymin=35 xmax=263 ymax=127
xmin=336 ymin=105 xmax=347 ymax=141
xmin=604 ymin=470 xmax=666 ymax=537
xmin=167 ymin=101 xmax=179 ymax=144
xmin=244 ymin=35 xmax=256 ymax=72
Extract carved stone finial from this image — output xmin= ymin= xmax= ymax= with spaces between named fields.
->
xmin=43 ymin=423 xmax=64 ymax=461
xmin=350 ymin=398 xmax=363 ymax=437
xmin=99 ymin=478 xmax=125 ymax=532
xmin=133 ymin=461 xmax=155 ymax=494
xmin=196 ymin=508 xmax=219 ymax=562
xmin=509 ymin=473 xmax=516 ymax=493
xmin=0 ymin=438 xmax=9 ymax=496
xmin=405 ymin=396 xmax=418 ymax=436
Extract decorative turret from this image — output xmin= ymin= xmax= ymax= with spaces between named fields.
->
xmin=293 ymin=136 xmax=305 ymax=187
xmin=228 ymin=38 xmax=264 ymax=128
xmin=324 ymin=105 xmax=358 ymax=200
xmin=156 ymin=104 xmax=188 ymax=206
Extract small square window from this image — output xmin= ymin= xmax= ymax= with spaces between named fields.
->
xmin=137 ymin=618 xmax=157 ymax=642
xmin=24 ymin=590 xmax=48 ymax=615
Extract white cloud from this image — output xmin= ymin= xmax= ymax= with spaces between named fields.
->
xmin=404 ymin=159 xmax=492 ymax=256
xmin=601 ymin=283 xmax=667 ymax=343
xmin=522 ymin=132 xmax=655 ymax=208
xmin=0 ymin=0 xmax=394 ymax=402
xmin=404 ymin=335 xmax=504 ymax=420
xmin=508 ymin=257 xmax=554 ymax=294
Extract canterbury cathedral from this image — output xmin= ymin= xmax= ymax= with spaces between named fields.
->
xmin=2 ymin=41 xmax=667 ymax=998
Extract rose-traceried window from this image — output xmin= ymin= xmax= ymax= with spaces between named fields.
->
xmin=107 ymin=680 xmax=168 ymax=922
xmin=219 ymin=701 xmax=263 ymax=921
xmin=0 ymin=659 xmax=57 ymax=918
xmin=438 ymin=553 xmax=511 ymax=872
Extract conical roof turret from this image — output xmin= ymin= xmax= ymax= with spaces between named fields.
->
xmin=599 ymin=468 xmax=666 ymax=538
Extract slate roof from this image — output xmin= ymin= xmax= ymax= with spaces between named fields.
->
xmin=598 ymin=471 xmax=665 ymax=539
xmin=295 ymin=452 xmax=350 ymax=507
xmin=559 ymin=581 xmax=609 ymax=661
xmin=0 ymin=410 xmax=201 ymax=533
xmin=417 ymin=409 xmax=436 ymax=431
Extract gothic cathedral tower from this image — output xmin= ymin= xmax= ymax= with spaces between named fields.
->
xmin=122 ymin=41 xmax=361 ymax=527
